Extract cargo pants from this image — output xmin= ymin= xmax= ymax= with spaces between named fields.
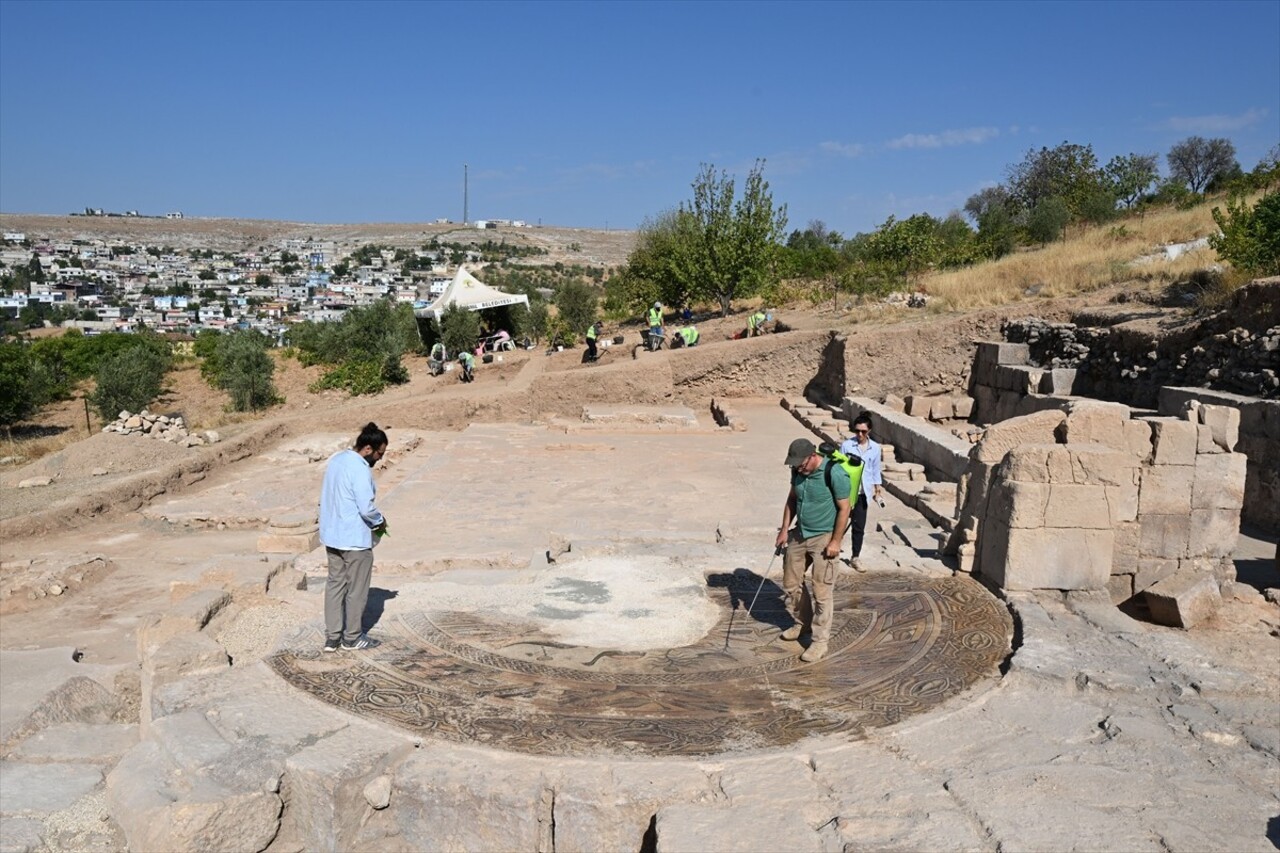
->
xmin=781 ymin=530 xmax=838 ymax=643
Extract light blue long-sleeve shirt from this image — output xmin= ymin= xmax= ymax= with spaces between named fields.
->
xmin=319 ymin=449 xmax=384 ymax=550
xmin=839 ymin=436 xmax=883 ymax=498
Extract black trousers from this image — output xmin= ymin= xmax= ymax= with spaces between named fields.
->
xmin=586 ymin=338 xmax=598 ymax=359
xmin=848 ymin=493 xmax=869 ymax=557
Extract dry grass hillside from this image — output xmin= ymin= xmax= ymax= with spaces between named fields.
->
xmin=922 ymin=199 xmax=1247 ymax=309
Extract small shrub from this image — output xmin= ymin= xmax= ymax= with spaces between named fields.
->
xmin=308 ymin=360 xmax=385 ymax=396
xmin=1210 ymin=191 xmax=1280 ymax=277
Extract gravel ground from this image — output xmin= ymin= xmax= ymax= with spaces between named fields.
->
xmin=40 ymin=790 xmax=123 ymax=853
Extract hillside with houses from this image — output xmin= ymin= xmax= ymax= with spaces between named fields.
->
xmin=0 ymin=215 xmax=636 ymax=340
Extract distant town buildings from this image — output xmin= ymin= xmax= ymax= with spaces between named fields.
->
xmin=0 ymin=228 xmax=529 ymax=340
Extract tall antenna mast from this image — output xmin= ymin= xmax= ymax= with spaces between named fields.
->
xmin=463 ymin=164 xmax=469 ymax=225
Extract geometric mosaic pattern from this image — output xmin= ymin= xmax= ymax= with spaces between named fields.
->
xmin=270 ymin=572 xmax=1012 ymax=757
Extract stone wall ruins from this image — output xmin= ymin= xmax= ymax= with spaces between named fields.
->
xmin=969 ymin=340 xmax=1279 ymax=531
xmin=947 ymin=399 xmax=1246 ymax=626
xmin=1000 ymin=278 xmax=1280 ymax=406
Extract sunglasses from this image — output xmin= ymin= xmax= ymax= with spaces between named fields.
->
xmin=854 ymin=429 xmax=870 ymax=435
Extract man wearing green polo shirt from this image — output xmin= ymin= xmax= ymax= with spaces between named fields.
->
xmin=772 ymin=438 xmax=852 ymax=662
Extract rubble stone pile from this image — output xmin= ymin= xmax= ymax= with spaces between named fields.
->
xmin=102 ymin=409 xmax=221 ymax=448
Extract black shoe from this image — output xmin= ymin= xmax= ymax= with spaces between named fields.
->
xmin=323 ymin=639 xmax=340 ymax=653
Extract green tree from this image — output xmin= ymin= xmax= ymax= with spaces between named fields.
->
xmin=682 ymin=160 xmax=788 ymax=315
xmin=213 ymin=330 xmax=278 ymax=411
xmin=0 ymin=340 xmax=40 ymax=426
xmin=1007 ymin=142 xmax=1105 ymax=218
xmin=25 ymin=253 xmax=45 ymax=284
xmin=439 ymin=303 xmax=481 ymax=357
xmin=620 ymin=209 xmax=702 ymax=312
xmin=89 ymin=345 xmax=170 ymax=421
xmin=554 ymin=280 xmax=598 ymax=334
xmin=1210 ymin=191 xmax=1280 ymax=277
xmin=861 ymin=214 xmax=942 ymax=281
xmin=1168 ymin=136 xmax=1238 ymax=194
xmin=255 ymin=273 xmax=273 ymax=287
xmin=1026 ymin=197 xmax=1071 ymax=243
xmin=1104 ymin=153 xmax=1160 ymax=208
xmin=781 ymin=220 xmax=844 ymax=278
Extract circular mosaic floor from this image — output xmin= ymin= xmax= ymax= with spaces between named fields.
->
xmin=270 ymin=571 xmax=1012 ymax=757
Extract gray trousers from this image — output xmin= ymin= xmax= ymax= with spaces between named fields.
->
xmin=325 ymin=547 xmax=373 ymax=644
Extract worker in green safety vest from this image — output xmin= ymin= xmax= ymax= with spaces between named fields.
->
xmin=457 ymin=351 xmax=475 ymax=383
xmin=585 ymin=321 xmax=602 ymax=361
xmin=672 ymin=326 xmax=699 ymax=348
xmin=748 ymin=310 xmax=768 ymax=336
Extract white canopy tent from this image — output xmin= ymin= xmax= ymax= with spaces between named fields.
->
xmin=413 ymin=266 xmax=529 ymax=322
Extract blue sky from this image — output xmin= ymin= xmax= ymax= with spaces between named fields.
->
xmin=1 ymin=0 xmax=1277 ymax=237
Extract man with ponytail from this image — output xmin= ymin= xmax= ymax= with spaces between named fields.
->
xmin=319 ymin=422 xmax=388 ymax=652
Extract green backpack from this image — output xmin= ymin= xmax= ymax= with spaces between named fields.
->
xmin=818 ymin=442 xmax=864 ymax=501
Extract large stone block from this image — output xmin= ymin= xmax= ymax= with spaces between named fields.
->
xmin=141 ymin=634 xmax=229 ymax=731
xmin=1137 ymin=465 xmax=1194 ymax=516
xmin=1123 ymin=420 xmax=1154 ymax=461
xmin=1066 ymin=444 xmax=1137 ymax=488
xmin=1106 ymin=573 xmax=1135 ymax=605
xmin=988 ymin=480 xmax=1048 ymax=529
xmin=904 ymin=395 xmax=932 ymax=418
xmin=279 ymin=725 xmax=399 ymax=853
xmin=1138 ymin=514 xmax=1189 ymax=560
xmin=975 ymin=341 xmax=1029 ymax=367
xmin=1135 ymin=558 xmax=1179 ymax=593
xmin=981 ymin=519 xmax=1112 ymax=591
xmin=1060 ymin=400 xmax=1131 ymax=452
xmin=257 ymin=530 xmax=319 ymax=554
xmin=1112 ymin=521 xmax=1141 ymax=572
xmin=1189 ymin=508 xmax=1240 ymax=559
xmin=972 ymin=384 xmax=997 ymax=421
xmin=1145 ymin=569 xmax=1221 ymax=629
xmin=1000 ymin=443 xmax=1073 ymax=483
xmin=1039 ymin=368 xmax=1079 ymax=395
xmin=136 ymin=589 xmax=232 ymax=658
xmin=954 ymin=396 xmax=975 ymax=419
xmin=1198 ymin=404 xmax=1240 ymax=452
xmin=993 ymin=364 xmax=1043 ymax=394
xmin=1195 ymin=423 xmax=1220 ymax=454
xmin=656 ymin=804 xmax=828 ymax=853
xmin=107 ymin=719 xmax=282 ymax=853
xmin=0 ymin=761 xmax=103 ymax=813
xmin=1191 ymin=452 xmax=1246 ymax=510
xmin=1044 ymin=484 xmax=1111 ymax=529
xmin=1148 ymin=418 xmax=1197 ymax=466
xmin=975 ymin=412 xmax=1065 ymax=464
xmin=385 ymin=747 xmax=552 ymax=852
xmin=1103 ymin=477 xmax=1140 ymax=524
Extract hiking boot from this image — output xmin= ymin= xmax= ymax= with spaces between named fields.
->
xmin=323 ymin=639 xmax=340 ymax=653
xmin=850 ymin=557 xmax=867 ymax=573
xmin=341 ymin=634 xmax=380 ymax=651
xmin=779 ymin=624 xmax=806 ymax=641
xmin=801 ymin=641 xmax=829 ymax=663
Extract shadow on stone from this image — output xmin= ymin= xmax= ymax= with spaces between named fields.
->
xmin=362 ymin=587 xmax=398 ymax=633
xmin=705 ymin=569 xmax=788 ymax=629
